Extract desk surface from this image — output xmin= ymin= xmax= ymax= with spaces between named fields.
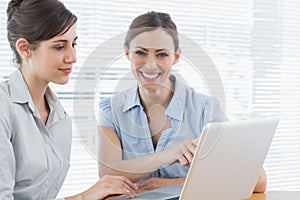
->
xmin=250 ymin=191 xmax=300 ymax=200
xmin=106 ymin=191 xmax=300 ymax=200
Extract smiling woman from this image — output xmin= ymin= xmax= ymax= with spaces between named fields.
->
xmin=125 ymin=29 xmax=179 ymax=91
xmin=97 ymin=11 xmax=269 ymax=193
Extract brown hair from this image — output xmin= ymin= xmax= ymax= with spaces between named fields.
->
xmin=125 ymin=11 xmax=179 ymax=52
xmin=6 ymin=0 xmax=77 ymax=65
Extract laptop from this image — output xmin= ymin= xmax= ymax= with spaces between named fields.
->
xmin=112 ymin=117 xmax=279 ymax=200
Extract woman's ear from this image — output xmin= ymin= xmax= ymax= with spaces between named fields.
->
xmin=16 ymin=38 xmax=31 ymax=58
xmin=124 ymin=45 xmax=131 ymax=61
xmin=173 ymin=48 xmax=182 ymax=65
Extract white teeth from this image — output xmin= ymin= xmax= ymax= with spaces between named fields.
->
xmin=142 ymin=72 xmax=159 ymax=79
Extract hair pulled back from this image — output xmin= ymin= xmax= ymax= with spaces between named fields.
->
xmin=7 ymin=0 xmax=77 ymax=65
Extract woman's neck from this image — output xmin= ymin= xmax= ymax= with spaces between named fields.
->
xmin=20 ymin=68 xmax=48 ymax=108
xmin=139 ymin=80 xmax=174 ymax=113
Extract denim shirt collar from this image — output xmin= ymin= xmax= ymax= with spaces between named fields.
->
xmin=122 ymin=75 xmax=186 ymax=121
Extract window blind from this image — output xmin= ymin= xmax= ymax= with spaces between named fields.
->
xmin=0 ymin=0 xmax=299 ymax=198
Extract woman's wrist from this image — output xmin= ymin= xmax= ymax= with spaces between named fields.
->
xmin=64 ymin=194 xmax=83 ymax=200
xmin=157 ymin=148 xmax=177 ymax=166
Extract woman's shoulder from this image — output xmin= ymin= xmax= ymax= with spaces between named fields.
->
xmin=0 ymin=80 xmax=12 ymax=106
xmin=181 ymin=84 xmax=226 ymax=122
xmin=173 ymin=75 xmax=211 ymax=99
xmin=175 ymin=83 xmax=224 ymax=120
xmin=181 ymin=83 xmax=212 ymax=103
xmin=0 ymin=83 xmax=14 ymax=137
xmin=99 ymin=87 xmax=137 ymax=110
xmin=0 ymin=78 xmax=10 ymax=92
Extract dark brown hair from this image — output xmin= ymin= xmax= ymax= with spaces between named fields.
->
xmin=6 ymin=0 xmax=77 ymax=65
xmin=125 ymin=11 xmax=179 ymax=52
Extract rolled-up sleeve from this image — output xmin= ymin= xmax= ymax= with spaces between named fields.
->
xmin=98 ymin=97 xmax=117 ymax=131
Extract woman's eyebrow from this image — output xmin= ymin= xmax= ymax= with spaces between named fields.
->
xmin=155 ymin=48 xmax=169 ymax=52
xmin=52 ymin=36 xmax=78 ymax=43
xmin=52 ymin=39 xmax=68 ymax=43
xmin=134 ymin=46 xmax=148 ymax=51
xmin=134 ymin=46 xmax=169 ymax=52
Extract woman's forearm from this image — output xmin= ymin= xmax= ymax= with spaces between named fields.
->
xmin=99 ymin=149 xmax=176 ymax=182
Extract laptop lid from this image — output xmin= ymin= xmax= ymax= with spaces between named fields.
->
xmin=180 ymin=117 xmax=279 ymax=200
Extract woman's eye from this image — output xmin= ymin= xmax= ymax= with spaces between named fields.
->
xmin=135 ymin=51 xmax=146 ymax=56
xmin=72 ymin=43 xmax=77 ymax=48
xmin=54 ymin=46 xmax=65 ymax=50
xmin=157 ymin=53 xmax=168 ymax=58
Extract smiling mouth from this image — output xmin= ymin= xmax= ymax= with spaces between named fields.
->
xmin=141 ymin=72 xmax=160 ymax=79
xmin=59 ymin=68 xmax=72 ymax=74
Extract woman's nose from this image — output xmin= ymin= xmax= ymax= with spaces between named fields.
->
xmin=65 ymin=47 xmax=77 ymax=63
xmin=145 ymin=54 xmax=157 ymax=67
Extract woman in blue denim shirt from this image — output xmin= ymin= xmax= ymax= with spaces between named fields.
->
xmin=98 ymin=11 xmax=267 ymax=192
